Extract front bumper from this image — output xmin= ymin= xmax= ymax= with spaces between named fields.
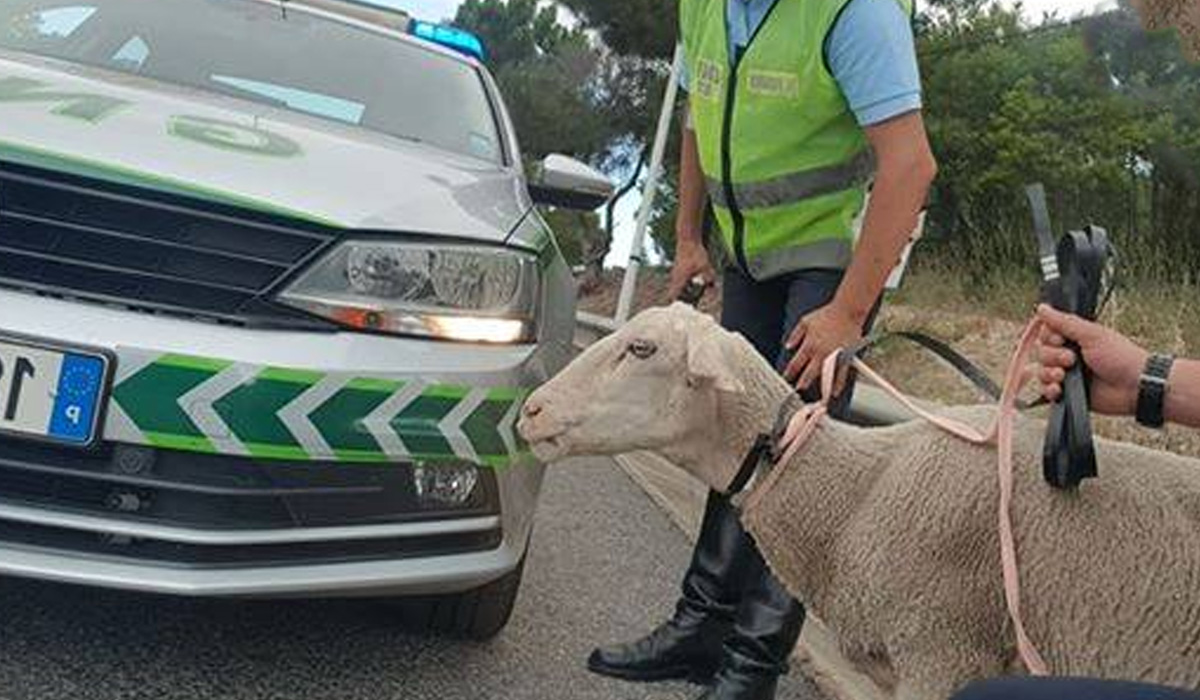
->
xmin=0 ymin=532 xmax=522 ymax=598
xmin=0 ymin=288 xmax=564 ymax=597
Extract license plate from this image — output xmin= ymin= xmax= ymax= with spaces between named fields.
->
xmin=0 ymin=337 xmax=109 ymax=446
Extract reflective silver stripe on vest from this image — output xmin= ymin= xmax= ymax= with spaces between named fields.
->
xmin=706 ymin=150 xmax=875 ymax=210
xmin=744 ymin=237 xmax=854 ymax=281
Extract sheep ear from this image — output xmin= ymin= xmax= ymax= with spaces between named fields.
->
xmin=686 ymin=330 xmax=744 ymax=394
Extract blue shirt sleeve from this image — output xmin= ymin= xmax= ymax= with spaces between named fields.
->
xmin=825 ymin=0 xmax=923 ymax=127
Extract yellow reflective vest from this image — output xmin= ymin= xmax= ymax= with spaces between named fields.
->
xmin=681 ymin=0 xmax=912 ymax=279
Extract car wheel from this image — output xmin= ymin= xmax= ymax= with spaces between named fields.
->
xmin=404 ymin=555 xmax=527 ymax=641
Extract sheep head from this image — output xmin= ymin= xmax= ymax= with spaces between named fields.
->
xmin=518 ymin=303 xmax=774 ymax=489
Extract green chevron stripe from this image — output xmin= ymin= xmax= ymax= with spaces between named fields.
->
xmin=311 ymin=381 xmax=396 ymax=458
xmin=423 ymin=385 xmax=471 ymax=400
xmin=391 ymin=386 xmax=467 ymax=460
xmin=110 ymin=353 xmax=531 ymax=466
xmin=157 ymin=354 xmax=233 ymax=372
xmin=347 ymin=377 xmax=404 ymax=393
xmin=212 ymin=369 xmax=313 ymax=458
xmin=112 ymin=360 xmax=227 ymax=443
xmin=258 ymin=367 xmax=324 ymax=384
xmin=463 ymin=390 xmax=516 ymax=460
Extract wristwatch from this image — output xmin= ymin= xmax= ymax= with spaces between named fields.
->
xmin=1136 ymin=353 xmax=1175 ymax=429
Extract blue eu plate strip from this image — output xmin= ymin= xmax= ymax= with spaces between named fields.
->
xmin=48 ymin=353 xmax=104 ymax=443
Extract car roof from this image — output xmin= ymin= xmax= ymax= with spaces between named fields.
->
xmin=288 ymin=0 xmax=410 ymax=31
xmin=278 ymin=0 xmax=480 ymax=66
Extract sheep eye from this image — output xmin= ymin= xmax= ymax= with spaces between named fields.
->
xmin=628 ymin=339 xmax=658 ymax=359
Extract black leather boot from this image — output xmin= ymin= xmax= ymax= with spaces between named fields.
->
xmin=695 ymin=540 xmax=805 ymax=700
xmin=587 ymin=492 xmax=746 ymax=683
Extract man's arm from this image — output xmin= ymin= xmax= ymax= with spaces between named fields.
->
xmin=784 ymin=112 xmax=937 ymax=390
xmin=1037 ymin=305 xmax=1200 ymax=429
xmin=782 ymin=0 xmax=936 ymax=391
xmin=677 ymin=113 xmax=707 ymax=243
xmin=833 ymin=112 xmax=936 ymax=325
xmin=669 ymin=108 xmax=717 ymax=299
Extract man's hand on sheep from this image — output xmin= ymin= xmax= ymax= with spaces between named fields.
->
xmin=668 ymin=237 xmax=716 ymax=301
xmin=783 ymin=302 xmax=864 ymax=394
xmin=784 ymin=113 xmax=937 ymax=395
xmin=667 ymin=123 xmax=717 ymax=303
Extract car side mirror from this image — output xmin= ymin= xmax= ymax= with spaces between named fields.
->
xmin=529 ymin=154 xmax=614 ymax=211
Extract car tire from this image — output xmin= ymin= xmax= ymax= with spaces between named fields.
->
xmin=404 ymin=555 xmax=527 ymax=642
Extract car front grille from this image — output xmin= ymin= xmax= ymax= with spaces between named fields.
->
xmin=0 ymin=438 xmax=501 ymax=568
xmin=0 ymin=159 xmax=341 ymax=327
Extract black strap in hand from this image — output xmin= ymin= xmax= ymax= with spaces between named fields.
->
xmin=1027 ymin=185 xmax=1112 ymax=490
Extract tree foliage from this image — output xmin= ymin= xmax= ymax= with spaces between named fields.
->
xmin=454 ymin=0 xmax=670 ymax=269
xmin=455 ymin=0 xmax=573 ymax=68
xmin=556 ymin=0 xmax=677 ymax=60
xmin=918 ymin=0 xmax=1200 ymax=283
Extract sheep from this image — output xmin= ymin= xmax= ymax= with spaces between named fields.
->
xmin=517 ymin=303 xmax=1200 ymax=700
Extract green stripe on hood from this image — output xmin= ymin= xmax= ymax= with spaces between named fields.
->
xmin=0 ymin=138 xmax=343 ymax=228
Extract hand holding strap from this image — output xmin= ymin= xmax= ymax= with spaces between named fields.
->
xmin=1027 ymin=184 xmax=1112 ymax=490
xmin=1041 ymin=228 xmax=1110 ymax=489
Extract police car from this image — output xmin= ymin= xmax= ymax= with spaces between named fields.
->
xmin=0 ymin=0 xmax=610 ymax=639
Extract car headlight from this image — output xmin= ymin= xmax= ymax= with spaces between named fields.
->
xmin=277 ymin=242 xmax=540 ymax=343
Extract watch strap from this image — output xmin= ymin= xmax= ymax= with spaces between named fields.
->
xmin=1136 ymin=353 xmax=1174 ymax=428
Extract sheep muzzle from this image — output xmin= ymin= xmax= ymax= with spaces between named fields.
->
xmin=516 ymin=394 xmax=577 ymax=462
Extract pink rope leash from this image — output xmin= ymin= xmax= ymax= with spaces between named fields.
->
xmin=777 ymin=319 xmax=1051 ymax=676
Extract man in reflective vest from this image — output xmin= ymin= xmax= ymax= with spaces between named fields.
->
xmin=587 ymin=1 xmax=937 ymax=699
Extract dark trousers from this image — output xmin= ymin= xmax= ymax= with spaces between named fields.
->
xmin=951 ymin=678 xmax=1200 ymax=700
xmin=682 ymin=266 xmax=852 ymax=672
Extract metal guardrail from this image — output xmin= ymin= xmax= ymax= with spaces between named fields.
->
xmin=846 ymin=385 xmax=920 ymax=426
xmin=575 ymin=311 xmax=619 ymax=334
xmin=573 ymin=312 xmax=618 ymax=352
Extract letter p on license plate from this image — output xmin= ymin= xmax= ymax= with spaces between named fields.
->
xmin=0 ymin=337 xmax=109 ymax=446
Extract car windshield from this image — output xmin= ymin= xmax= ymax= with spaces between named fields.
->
xmin=0 ymin=0 xmax=504 ymax=163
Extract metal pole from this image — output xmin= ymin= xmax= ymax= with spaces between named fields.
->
xmin=615 ymin=45 xmax=683 ymax=325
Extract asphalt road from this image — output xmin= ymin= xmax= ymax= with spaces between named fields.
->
xmin=0 ymin=458 xmax=825 ymax=700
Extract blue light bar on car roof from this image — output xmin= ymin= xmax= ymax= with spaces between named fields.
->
xmin=409 ymin=20 xmax=486 ymax=60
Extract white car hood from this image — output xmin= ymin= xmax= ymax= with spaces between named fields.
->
xmin=0 ymin=52 xmax=528 ymax=240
